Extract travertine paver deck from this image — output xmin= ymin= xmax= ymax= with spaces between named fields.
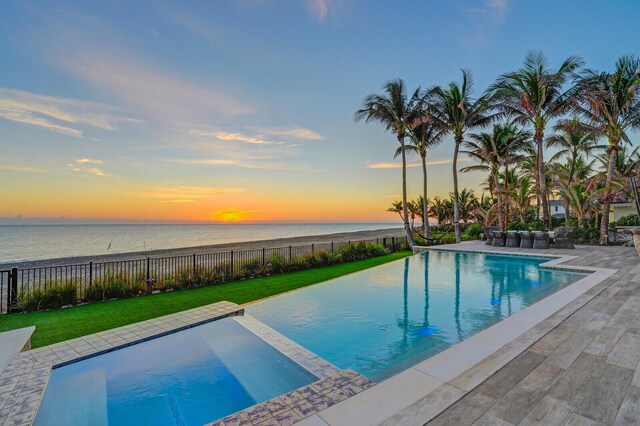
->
xmin=0 ymin=301 xmax=244 ymax=426
xmin=207 ymin=370 xmax=375 ymax=426
xmin=413 ymin=242 xmax=640 ymax=426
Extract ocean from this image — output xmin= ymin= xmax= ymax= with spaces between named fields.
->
xmin=0 ymin=223 xmax=399 ymax=263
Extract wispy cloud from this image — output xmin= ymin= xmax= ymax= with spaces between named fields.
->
xmin=52 ymin=46 xmax=254 ymax=127
xmin=0 ymin=87 xmax=134 ymax=138
xmin=257 ymin=127 xmax=322 ymax=140
xmin=68 ymin=158 xmax=118 ymax=178
xmin=132 ymin=185 xmax=246 ymax=203
xmin=190 ymin=130 xmax=279 ymax=145
xmin=76 ymin=158 xmax=102 ymax=164
xmin=487 ymin=0 xmax=509 ymax=18
xmin=308 ymin=0 xmax=330 ymax=20
xmin=169 ymin=158 xmax=317 ymax=172
xmin=0 ymin=165 xmax=48 ymax=173
xmin=366 ymin=158 xmax=469 ymax=169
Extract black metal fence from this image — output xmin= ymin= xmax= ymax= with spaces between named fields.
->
xmin=0 ymin=236 xmax=408 ymax=314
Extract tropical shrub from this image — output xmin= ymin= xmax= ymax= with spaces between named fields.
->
xmin=16 ymin=281 xmax=78 ymax=312
xmin=612 ymin=214 xmax=640 ymax=227
xmin=462 ymin=223 xmax=483 ymax=239
xmin=84 ymin=273 xmax=144 ymax=302
xmin=506 ymin=221 xmax=528 ymax=231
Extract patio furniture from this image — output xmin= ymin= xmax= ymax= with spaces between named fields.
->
xmin=506 ymin=231 xmax=521 ymax=248
xmin=492 ymin=231 xmax=506 ymax=247
xmin=519 ymin=231 xmax=533 ymax=249
xmin=532 ymin=231 xmax=550 ymax=249
xmin=483 ymin=226 xmax=499 ymax=246
xmin=553 ymin=226 xmax=576 ymax=249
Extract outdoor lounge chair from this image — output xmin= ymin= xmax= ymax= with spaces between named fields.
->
xmin=506 ymin=231 xmax=521 ymax=248
xmin=553 ymin=226 xmax=576 ymax=249
xmin=532 ymin=231 xmax=550 ymax=249
xmin=483 ymin=226 xmax=499 ymax=245
xmin=492 ymin=231 xmax=506 ymax=247
xmin=519 ymin=231 xmax=533 ymax=248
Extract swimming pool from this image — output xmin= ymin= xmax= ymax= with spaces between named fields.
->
xmin=248 ymin=250 xmax=588 ymax=381
xmin=35 ymin=317 xmax=317 ymax=426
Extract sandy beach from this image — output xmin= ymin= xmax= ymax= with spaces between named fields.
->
xmin=0 ymin=228 xmax=404 ymax=269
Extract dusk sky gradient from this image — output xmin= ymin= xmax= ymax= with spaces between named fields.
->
xmin=1 ymin=1 xmax=639 ymax=223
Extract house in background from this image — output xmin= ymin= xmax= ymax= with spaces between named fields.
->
xmin=549 ymin=200 xmax=566 ymax=218
xmin=610 ymin=202 xmax=637 ymax=222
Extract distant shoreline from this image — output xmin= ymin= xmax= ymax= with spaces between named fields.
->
xmin=0 ymin=227 xmax=404 ymax=269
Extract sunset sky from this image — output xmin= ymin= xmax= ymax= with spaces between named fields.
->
xmin=1 ymin=1 xmax=638 ymax=223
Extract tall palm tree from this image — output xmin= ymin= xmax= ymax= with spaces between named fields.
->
xmin=510 ymin=174 xmax=534 ymax=222
xmin=565 ymin=55 xmax=640 ymax=244
xmin=456 ymin=188 xmax=478 ymax=224
xmin=547 ymin=117 xmax=600 ymax=187
xmin=395 ymin=121 xmax=446 ymax=238
xmin=462 ymin=123 xmax=530 ymax=229
xmin=428 ymin=70 xmax=495 ymax=242
xmin=491 ymin=51 xmax=583 ymax=230
xmin=355 ymin=79 xmax=422 ymax=246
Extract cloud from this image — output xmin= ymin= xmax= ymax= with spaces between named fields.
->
xmin=132 ymin=185 xmax=246 ymax=203
xmin=190 ymin=130 xmax=278 ymax=145
xmin=68 ymin=158 xmax=118 ymax=178
xmin=0 ymin=165 xmax=48 ymax=173
xmin=257 ymin=127 xmax=322 ymax=140
xmin=487 ymin=0 xmax=509 ymax=15
xmin=308 ymin=0 xmax=329 ymax=20
xmin=52 ymin=47 xmax=254 ymax=127
xmin=366 ymin=158 xmax=469 ymax=169
xmin=0 ymin=87 xmax=138 ymax=138
xmin=170 ymin=158 xmax=317 ymax=172
xmin=76 ymin=158 xmax=102 ymax=164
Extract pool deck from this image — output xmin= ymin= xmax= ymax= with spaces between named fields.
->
xmin=299 ymin=242 xmax=638 ymax=426
xmin=3 ymin=242 xmax=639 ymax=425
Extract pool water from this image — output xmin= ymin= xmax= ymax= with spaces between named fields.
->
xmin=248 ymin=250 xmax=588 ymax=381
xmin=35 ymin=318 xmax=317 ymax=426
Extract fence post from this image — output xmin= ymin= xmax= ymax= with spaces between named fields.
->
xmin=192 ymin=254 xmax=196 ymax=274
xmin=230 ymin=251 xmax=234 ymax=278
xmin=89 ymin=262 xmax=93 ymax=287
xmin=393 ymin=237 xmax=397 ymax=252
xmin=331 ymin=242 xmax=334 ymax=253
xmin=9 ymin=268 xmax=18 ymax=313
xmin=262 ymin=248 xmax=265 ymax=265
xmin=146 ymin=257 xmax=150 ymax=284
xmin=311 ymin=243 xmax=315 ymax=254
xmin=289 ymin=246 xmax=292 ymax=262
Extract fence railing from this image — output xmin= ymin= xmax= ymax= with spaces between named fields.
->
xmin=0 ymin=236 xmax=408 ymax=314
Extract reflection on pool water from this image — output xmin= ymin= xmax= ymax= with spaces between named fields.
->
xmin=248 ymin=250 xmax=588 ymax=381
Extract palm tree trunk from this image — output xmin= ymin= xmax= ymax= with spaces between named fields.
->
xmin=399 ymin=136 xmax=416 ymax=247
xmin=600 ymin=146 xmax=618 ymax=245
xmin=565 ymin=155 xmax=576 ymax=224
xmin=504 ymin=163 xmax=509 ymax=229
xmin=453 ymin=136 xmax=462 ymax=243
xmin=535 ymin=132 xmax=551 ymax=230
xmin=495 ymin=172 xmax=504 ymax=231
xmin=421 ymin=154 xmax=430 ymax=239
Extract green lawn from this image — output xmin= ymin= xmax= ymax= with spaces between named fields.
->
xmin=0 ymin=251 xmax=410 ymax=348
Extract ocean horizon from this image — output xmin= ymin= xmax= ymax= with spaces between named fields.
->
xmin=0 ymin=222 xmax=400 ymax=263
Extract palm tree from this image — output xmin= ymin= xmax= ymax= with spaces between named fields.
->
xmin=566 ymin=55 xmax=640 ymax=244
xmin=429 ymin=197 xmax=450 ymax=226
xmin=462 ymin=123 xmax=530 ymax=229
xmin=355 ymin=79 xmax=422 ymax=246
xmin=395 ymin=120 xmax=446 ymax=238
xmin=456 ymin=188 xmax=478 ymax=224
xmin=387 ymin=201 xmax=404 ymax=222
xmin=511 ymin=174 xmax=534 ymax=222
xmin=428 ymin=70 xmax=495 ymax=242
xmin=491 ymin=51 xmax=583 ymax=230
xmin=547 ymin=117 xmax=600 ymax=187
